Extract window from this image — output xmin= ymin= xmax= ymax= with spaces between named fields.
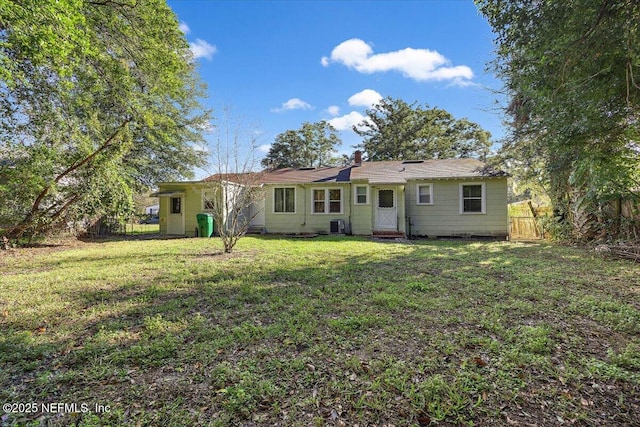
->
xmin=354 ymin=185 xmax=368 ymax=205
xmin=312 ymin=188 xmax=342 ymax=214
xmin=170 ymin=197 xmax=181 ymax=214
xmin=417 ymin=184 xmax=433 ymax=205
xmin=329 ymin=189 xmax=341 ymax=213
xmin=378 ymin=189 xmax=394 ymax=208
xmin=274 ymin=187 xmax=295 ymax=213
xmin=313 ymin=189 xmax=325 ymax=213
xmin=460 ymin=183 xmax=485 ymax=214
xmin=202 ymin=190 xmax=216 ymax=210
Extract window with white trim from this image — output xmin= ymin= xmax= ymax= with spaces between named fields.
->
xmin=274 ymin=187 xmax=295 ymax=213
xmin=354 ymin=185 xmax=368 ymax=205
xmin=416 ymin=184 xmax=433 ymax=205
xmin=460 ymin=183 xmax=485 ymax=214
xmin=202 ymin=190 xmax=216 ymax=210
xmin=312 ymin=188 xmax=342 ymax=214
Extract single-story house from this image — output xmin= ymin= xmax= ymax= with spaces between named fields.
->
xmin=144 ymin=204 xmax=159 ymax=215
xmin=153 ymin=152 xmax=509 ymax=238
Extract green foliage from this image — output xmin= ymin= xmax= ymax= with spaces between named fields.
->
xmin=510 ymin=325 xmax=553 ymax=355
xmin=353 ymin=96 xmax=492 ymax=161
xmin=477 ymin=0 xmax=640 ymax=242
xmin=0 ymin=0 xmax=210 ymax=240
xmin=261 ymin=121 xmax=343 ymax=169
xmin=570 ymin=296 xmax=640 ymax=334
xmin=609 ymin=340 xmax=640 ymax=371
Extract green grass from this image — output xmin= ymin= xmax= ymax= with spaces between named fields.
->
xmin=124 ymin=223 xmax=160 ymax=235
xmin=1 ymin=236 xmax=639 ymax=426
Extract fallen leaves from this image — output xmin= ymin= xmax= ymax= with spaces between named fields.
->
xmin=417 ymin=412 xmax=431 ymax=426
xmin=471 ymin=356 xmax=488 ymax=367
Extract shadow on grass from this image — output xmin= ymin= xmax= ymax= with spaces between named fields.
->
xmin=77 ymin=233 xmax=184 ymax=243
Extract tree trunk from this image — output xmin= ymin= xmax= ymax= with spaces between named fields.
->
xmin=4 ymin=120 xmax=131 ymax=240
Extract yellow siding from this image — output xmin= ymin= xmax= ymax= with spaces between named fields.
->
xmin=263 ymin=184 xmax=351 ymax=234
xmin=263 ymin=184 xmax=303 ymax=234
xmin=156 ymin=177 xmax=508 ymax=238
xmin=157 ymin=183 xmax=206 ymax=237
xmin=397 ymin=185 xmax=406 ymax=233
xmin=405 ymin=178 xmax=508 ymax=237
xmin=159 ymin=197 xmax=168 ymax=234
xmin=351 ymin=204 xmax=372 ymax=235
xmin=184 ymin=187 xmax=203 ymax=236
xmin=350 ymin=183 xmax=371 ymax=235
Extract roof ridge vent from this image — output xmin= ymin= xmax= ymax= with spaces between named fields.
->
xmin=402 ymin=160 xmax=424 ymax=164
xmin=297 ymin=167 xmax=316 ymax=170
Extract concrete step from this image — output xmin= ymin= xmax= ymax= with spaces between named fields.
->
xmin=246 ymin=226 xmax=265 ymax=234
xmin=372 ymin=231 xmax=406 ymax=238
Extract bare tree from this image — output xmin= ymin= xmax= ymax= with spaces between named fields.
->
xmin=203 ymin=107 xmax=266 ymax=253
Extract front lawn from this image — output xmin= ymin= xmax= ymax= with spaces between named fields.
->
xmin=1 ymin=237 xmax=638 ymax=426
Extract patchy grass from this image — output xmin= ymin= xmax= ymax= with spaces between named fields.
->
xmin=1 ymin=236 xmax=639 ymax=426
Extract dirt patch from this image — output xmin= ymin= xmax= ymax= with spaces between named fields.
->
xmin=0 ymin=237 xmax=88 ymax=264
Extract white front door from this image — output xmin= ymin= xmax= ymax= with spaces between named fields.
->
xmin=167 ymin=196 xmax=185 ymax=235
xmin=250 ymin=198 xmax=265 ymax=226
xmin=376 ymin=189 xmax=397 ymax=230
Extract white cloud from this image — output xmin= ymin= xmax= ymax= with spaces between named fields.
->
xmin=328 ymin=111 xmax=367 ymax=131
xmin=179 ymin=21 xmax=190 ymax=34
xmin=257 ymin=144 xmax=272 ymax=153
xmin=348 ymin=89 xmax=383 ymax=108
xmin=323 ymin=38 xmax=473 ymax=83
xmin=271 ymin=98 xmax=313 ymax=113
xmin=447 ymin=77 xmax=481 ymax=88
xmin=321 ymin=56 xmax=330 ymax=67
xmin=326 ymin=105 xmax=341 ymax=116
xmin=197 ymin=121 xmax=216 ymax=133
xmin=195 ymin=144 xmax=209 ymax=155
xmin=189 ymin=39 xmax=217 ymax=60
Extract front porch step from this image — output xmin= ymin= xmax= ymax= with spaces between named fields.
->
xmin=246 ymin=226 xmax=265 ymax=234
xmin=372 ymin=230 xmax=406 ymax=239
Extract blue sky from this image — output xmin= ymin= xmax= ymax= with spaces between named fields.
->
xmin=167 ymin=0 xmax=504 ymax=176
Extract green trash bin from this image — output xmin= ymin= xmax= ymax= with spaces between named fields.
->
xmin=196 ymin=213 xmax=214 ymax=237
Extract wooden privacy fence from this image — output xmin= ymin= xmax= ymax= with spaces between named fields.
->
xmin=508 ymin=200 xmax=550 ymax=240
xmin=509 ymin=216 xmax=543 ymax=240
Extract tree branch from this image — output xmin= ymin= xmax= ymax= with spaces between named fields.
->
xmin=6 ymin=118 xmax=132 ymax=238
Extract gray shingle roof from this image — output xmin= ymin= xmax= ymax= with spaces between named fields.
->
xmin=257 ymin=167 xmax=352 ymax=184
xmin=249 ymin=159 xmax=506 ymax=185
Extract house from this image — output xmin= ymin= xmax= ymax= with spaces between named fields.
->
xmin=144 ymin=204 xmax=159 ymax=215
xmin=153 ymin=152 xmax=509 ymax=238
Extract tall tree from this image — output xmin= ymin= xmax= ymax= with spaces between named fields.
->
xmin=0 ymin=0 xmax=210 ymax=241
xmin=353 ymin=97 xmax=491 ymax=161
xmin=261 ymin=121 xmax=341 ymax=169
xmin=476 ymin=0 xmax=640 ymax=241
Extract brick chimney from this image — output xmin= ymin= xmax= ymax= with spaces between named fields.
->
xmin=354 ymin=150 xmax=362 ymax=166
